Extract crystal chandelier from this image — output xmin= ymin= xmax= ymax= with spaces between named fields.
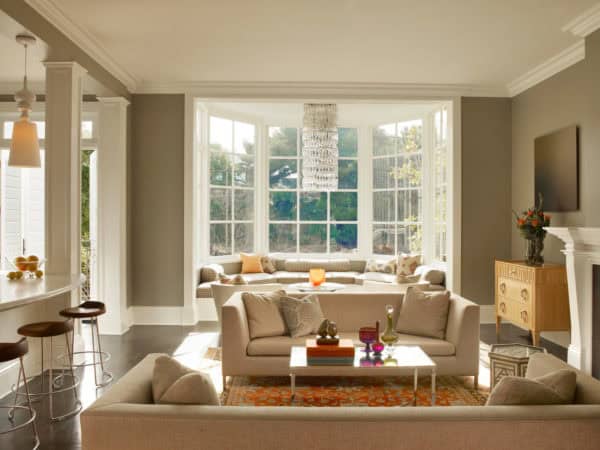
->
xmin=301 ymin=103 xmax=338 ymax=191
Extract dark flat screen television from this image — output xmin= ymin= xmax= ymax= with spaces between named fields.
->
xmin=534 ymin=125 xmax=579 ymax=212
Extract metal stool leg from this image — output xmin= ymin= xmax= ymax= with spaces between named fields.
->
xmin=48 ymin=337 xmax=53 ymax=420
xmin=19 ymin=357 xmax=40 ymax=449
xmin=8 ymin=355 xmax=21 ymax=421
xmin=64 ymin=331 xmax=81 ymax=407
xmin=93 ymin=317 xmax=113 ymax=387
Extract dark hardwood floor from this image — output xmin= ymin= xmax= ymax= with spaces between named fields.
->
xmin=0 ymin=321 xmax=565 ymax=450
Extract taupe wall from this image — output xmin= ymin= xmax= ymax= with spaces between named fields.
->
xmin=512 ymin=30 xmax=600 ymax=263
xmin=130 ymin=95 xmax=185 ymax=306
xmin=461 ymin=97 xmax=512 ymax=305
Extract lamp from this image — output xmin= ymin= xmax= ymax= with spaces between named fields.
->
xmin=9 ymin=34 xmax=40 ymax=168
xmin=301 ymin=103 xmax=338 ymax=191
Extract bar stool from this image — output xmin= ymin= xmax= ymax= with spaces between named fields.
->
xmin=59 ymin=301 xmax=112 ymax=387
xmin=0 ymin=338 xmax=39 ymax=449
xmin=15 ymin=320 xmax=81 ymax=422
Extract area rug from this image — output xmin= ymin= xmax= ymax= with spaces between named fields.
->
xmin=222 ymin=375 xmax=487 ymax=407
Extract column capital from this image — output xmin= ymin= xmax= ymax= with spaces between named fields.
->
xmin=97 ymin=96 xmax=130 ymax=107
xmin=44 ymin=61 xmax=87 ymax=77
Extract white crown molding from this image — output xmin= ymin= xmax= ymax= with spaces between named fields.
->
xmin=135 ymin=80 xmax=509 ymax=98
xmin=507 ymin=40 xmax=585 ymax=97
xmin=25 ymin=0 xmax=138 ymax=92
xmin=562 ymin=3 xmax=600 ymax=37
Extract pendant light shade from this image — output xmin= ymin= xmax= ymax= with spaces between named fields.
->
xmin=9 ymin=34 xmax=41 ymax=168
xmin=9 ymin=113 xmax=40 ymax=168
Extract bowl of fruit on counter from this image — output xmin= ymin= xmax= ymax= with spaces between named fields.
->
xmin=6 ymin=255 xmax=45 ymax=280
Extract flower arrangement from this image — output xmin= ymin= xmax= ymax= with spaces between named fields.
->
xmin=513 ymin=193 xmax=550 ymax=266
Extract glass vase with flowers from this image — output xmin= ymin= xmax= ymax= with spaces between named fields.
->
xmin=513 ymin=193 xmax=550 ymax=266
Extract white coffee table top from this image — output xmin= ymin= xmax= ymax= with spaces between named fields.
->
xmin=289 ymin=345 xmax=436 ymax=376
xmin=287 ymin=282 xmax=346 ymax=292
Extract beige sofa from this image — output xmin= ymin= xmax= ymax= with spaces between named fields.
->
xmin=81 ymin=352 xmax=600 ymax=450
xmin=196 ymin=257 xmax=446 ymax=299
xmin=222 ymin=291 xmax=480 ymax=384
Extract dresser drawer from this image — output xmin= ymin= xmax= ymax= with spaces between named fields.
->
xmin=496 ymin=261 xmax=535 ymax=284
xmin=497 ymin=299 xmax=532 ymax=328
xmin=497 ymin=277 xmax=532 ymax=304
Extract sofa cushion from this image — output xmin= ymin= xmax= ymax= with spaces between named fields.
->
xmin=365 ymin=259 xmax=396 ymax=274
xmin=240 ymin=253 xmax=264 ymax=274
xmin=242 ymin=273 xmax=277 ymax=284
xmin=486 ymin=369 xmax=577 ymax=406
xmin=279 ymin=294 xmax=325 ymax=338
xmin=396 ymin=254 xmax=421 ymax=276
xmin=415 ymin=265 xmax=446 ymax=286
xmin=242 ymin=290 xmax=287 ymax=339
xmin=273 ymin=271 xmax=310 ymax=284
xmin=284 ymin=258 xmax=352 ymax=272
xmin=200 ymin=263 xmax=225 ymax=282
xmin=357 ymin=272 xmax=397 ymax=284
xmin=196 ymin=281 xmax=214 ymax=298
xmin=323 ymin=271 xmax=360 ymax=284
xmin=261 ymin=256 xmax=277 ymax=274
xmin=246 ymin=331 xmax=455 ymax=357
xmin=152 ymin=355 xmax=219 ymax=405
xmin=396 ymin=287 xmax=450 ymax=339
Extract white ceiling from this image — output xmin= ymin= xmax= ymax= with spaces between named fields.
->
xmin=205 ymin=101 xmax=441 ymax=127
xmin=45 ymin=0 xmax=597 ymax=93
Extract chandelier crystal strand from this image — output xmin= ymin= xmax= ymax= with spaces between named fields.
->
xmin=302 ymin=104 xmax=338 ymax=191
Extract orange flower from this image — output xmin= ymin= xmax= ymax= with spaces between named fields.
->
xmin=517 ymin=218 xmax=525 ymax=226
xmin=527 ymin=210 xmax=534 ymax=217
xmin=544 ymin=214 xmax=551 ymax=220
xmin=531 ymin=219 xmax=539 ymax=227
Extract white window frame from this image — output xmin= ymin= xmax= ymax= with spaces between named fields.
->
xmin=266 ymin=126 xmax=359 ymax=256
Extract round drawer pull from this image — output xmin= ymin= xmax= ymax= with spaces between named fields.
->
xmin=520 ymin=289 xmax=529 ymax=301
xmin=521 ymin=311 xmax=528 ymax=323
xmin=499 ymin=302 xmax=506 ymax=314
xmin=500 ymin=283 xmax=506 ymax=295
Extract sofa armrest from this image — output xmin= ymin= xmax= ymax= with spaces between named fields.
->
xmin=222 ymin=292 xmax=251 ymax=377
xmin=445 ymin=295 xmax=480 ymax=374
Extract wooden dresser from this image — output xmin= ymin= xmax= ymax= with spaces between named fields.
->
xmin=495 ymin=260 xmax=570 ymax=346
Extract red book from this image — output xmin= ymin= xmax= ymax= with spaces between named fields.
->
xmin=306 ymin=339 xmax=355 ymax=357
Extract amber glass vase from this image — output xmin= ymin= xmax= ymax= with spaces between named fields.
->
xmin=309 ymin=268 xmax=326 ymax=287
xmin=381 ymin=304 xmax=399 ymax=350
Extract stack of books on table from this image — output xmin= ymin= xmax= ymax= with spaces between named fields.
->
xmin=306 ymin=338 xmax=355 ymax=366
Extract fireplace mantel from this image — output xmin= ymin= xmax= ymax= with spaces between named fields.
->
xmin=545 ymin=227 xmax=600 ymax=374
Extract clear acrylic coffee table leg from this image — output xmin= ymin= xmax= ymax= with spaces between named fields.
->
xmin=413 ymin=368 xmax=418 ymax=406
xmin=290 ymin=373 xmax=296 ymax=400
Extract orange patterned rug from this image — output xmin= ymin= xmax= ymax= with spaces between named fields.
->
xmin=222 ymin=375 xmax=488 ymax=407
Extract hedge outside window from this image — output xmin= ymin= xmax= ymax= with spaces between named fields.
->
xmin=268 ymin=127 xmax=358 ymax=253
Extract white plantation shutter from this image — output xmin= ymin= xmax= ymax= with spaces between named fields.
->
xmin=1 ymin=158 xmax=23 ymax=270
xmin=89 ymin=151 xmax=98 ymax=300
xmin=22 ymin=153 xmax=45 ymax=259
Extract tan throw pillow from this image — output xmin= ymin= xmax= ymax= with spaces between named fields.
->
xmin=396 ymin=287 xmax=450 ymax=339
xmin=240 ymin=253 xmax=264 ymax=274
xmin=486 ymin=369 xmax=576 ymax=406
xmin=279 ymin=294 xmax=325 ymax=338
xmin=231 ymin=274 xmax=248 ymax=285
xmin=242 ymin=290 xmax=287 ymax=339
xmin=397 ymin=254 xmax=421 ymax=276
xmin=415 ymin=266 xmax=445 ymax=285
xmin=153 ymin=355 xmax=220 ymax=405
xmin=261 ymin=256 xmax=277 ymax=274
xmin=396 ymin=273 xmax=421 ymax=284
xmin=219 ymin=273 xmax=233 ymax=284
xmin=201 ymin=263 xmax=225 ymax=282
xmin=365 ymin=259 xmax=396 ymax=274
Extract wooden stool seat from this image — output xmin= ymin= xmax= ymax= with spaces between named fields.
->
xmin=59 ymin=301 xmax=106 ymax=318
xmin=18 ymin=320 xmax=74 ymax=338
xmin=0 ymin=337 xmax=28 ymax=363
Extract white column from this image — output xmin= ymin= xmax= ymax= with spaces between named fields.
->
xmin=97 ymin=97 xmax=130 ymax=334
xmin=44 ymin=61 xmax=86 ymax=307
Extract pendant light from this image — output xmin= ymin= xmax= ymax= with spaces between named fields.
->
xmin=301 ymin=103 xmax=338 ymax=191
xmin=9 ymin=34 xmax=41 ymax=168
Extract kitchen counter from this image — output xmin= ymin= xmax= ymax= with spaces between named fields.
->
xmin=0 ymin=273 xmax=84 ymax=312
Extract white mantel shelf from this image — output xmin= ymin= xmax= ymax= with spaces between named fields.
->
xmin=545 ymin=227 xmax=600 ymax=374
xmin=0 ymin=273 xmax=83 ymax=312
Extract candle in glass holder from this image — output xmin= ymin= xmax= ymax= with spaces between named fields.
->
xmin=309 ymin=268 xmax=326 ymax=287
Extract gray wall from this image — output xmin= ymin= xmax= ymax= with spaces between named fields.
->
xmin=512 ymin=30 xmax=600 ymax=263
xmin=130 ymin=94 xmax=185 ymax=306
xmin=461 ymin=97 xmax=513 ymax=305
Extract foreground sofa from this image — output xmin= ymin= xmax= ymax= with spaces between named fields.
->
xmin=81 ymin=352 xmax=600 ymax=450
xmin=222 ymin=291 xmax=480 ymax=384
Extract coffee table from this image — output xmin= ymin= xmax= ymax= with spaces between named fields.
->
xmin=289 ymin=345 xmax=437 ymax=405
xmin=287 ymin=282 xmax=346 ymax=292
